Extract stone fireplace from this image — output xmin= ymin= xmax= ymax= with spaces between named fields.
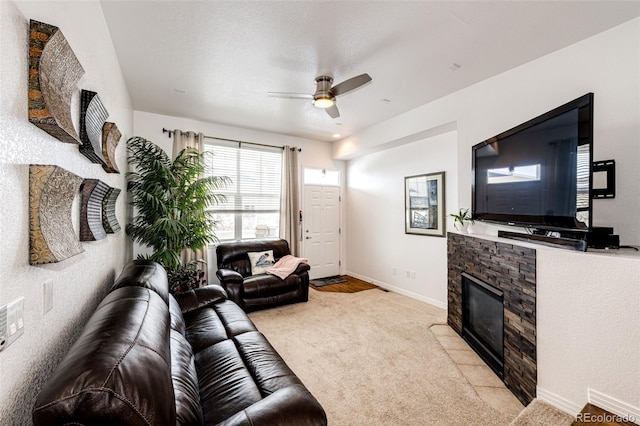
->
xmin=447 ymin=233 xmax=536 ymax=406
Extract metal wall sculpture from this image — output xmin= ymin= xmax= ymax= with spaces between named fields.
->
xmin=102 ymin=187 xmax=121 ymax=233
xmin=101 ymin=122 xmax=121 ymax=173
xmin=79 ymin=90 xmax=108 ymax=165
xmin=28 ymin=20 xmax=85 ymax=144
xmin=29 ymin=165 xmax=84 ymax=265
xmin=80 ymin=179 xmax=110 ymax=241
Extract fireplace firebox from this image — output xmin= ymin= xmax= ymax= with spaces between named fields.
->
xmin=462 ymin=272 xmax=504 ymax=379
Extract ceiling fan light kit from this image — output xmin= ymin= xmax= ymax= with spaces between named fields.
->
xmin=269 ymin=73 xmax=372 ymax=119
xmin=313 ymin=96 xmax=335 ymax=109
xmin=312 ymin=76 xmax=335 ymax=109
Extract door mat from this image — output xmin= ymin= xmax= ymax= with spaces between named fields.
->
xmin=310 ymin=276 xmax=347 ymax=287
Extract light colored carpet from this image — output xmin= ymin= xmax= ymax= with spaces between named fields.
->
xmin=249 ymin=287 xmax=515 ymax=425
xmin=509 ymin=399 xmax=574 ymax=426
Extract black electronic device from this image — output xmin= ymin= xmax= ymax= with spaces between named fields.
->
xmin=472 ymin=93 xmax=594 ymax=234
xmin=586 ymin=226 xmax=620 ymax=249
xmin=498 ymin=230 xmax=588 ymax=251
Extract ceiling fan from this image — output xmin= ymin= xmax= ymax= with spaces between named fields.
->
xmin=268 ymin=73 xmax=372 ymax=118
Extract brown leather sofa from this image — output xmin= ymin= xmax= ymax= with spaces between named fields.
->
xmin=216 ymin=239 xmax=310 ymax=312
xmin=33 ymin=260 xmax=326 ymax=426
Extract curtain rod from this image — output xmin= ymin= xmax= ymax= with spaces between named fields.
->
xmin=162 ymin=128 xmax=301 ymax=151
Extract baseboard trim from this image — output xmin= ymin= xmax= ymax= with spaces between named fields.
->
xmin=588 ymin=388 xmax=640 ymax=424
xmin=536 ymin=387 xmax=583 ymax=417
xmin=345 ymin=271 xmax=447 ymax=310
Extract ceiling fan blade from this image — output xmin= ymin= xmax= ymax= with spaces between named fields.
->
xmin=331 ymin=73 xmax=372 ymax=96
xmin=326 ymin=104 xmax=340 ymax=119
xmin=267 ymin=92 xmax=313 ymax=99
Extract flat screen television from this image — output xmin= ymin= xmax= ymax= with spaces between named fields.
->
xmin=472 ymin=93 xmax=593 ymax=233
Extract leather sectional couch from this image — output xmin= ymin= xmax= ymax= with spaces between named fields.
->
xmin=216 ymin=239 xmax=310 ymax=312
xmin=33 ymin=260 xmax=326 ymax=425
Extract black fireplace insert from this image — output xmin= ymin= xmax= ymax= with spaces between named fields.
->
xmin=461 ymin=272 xmax=504 ymax=378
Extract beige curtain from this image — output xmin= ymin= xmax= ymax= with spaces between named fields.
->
xmin=172 ymin=129 xmax=204 ymax=160
xmin=172 ymin=129 xmax=208 ymax=282
xmin=280 ymin=146 xmax=301 ymax=256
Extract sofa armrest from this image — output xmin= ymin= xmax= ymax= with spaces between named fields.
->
xmin=217 ymin=268 xmax=244 ymax=285
xmin=174 ymin=285 xmax=227 ymax=313
xmin=218 ymin=385 xmax=327 ymax=426
xmin=216 ymin=269 xmax=244 ymax=306
xmin=294 ymin=262 xmax=311 ymax=275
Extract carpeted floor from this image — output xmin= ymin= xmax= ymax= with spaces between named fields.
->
xmin=249 ymin=287 xmax=516 ymax=425
xmin=510 ymin=399 xmax=574 ymax=426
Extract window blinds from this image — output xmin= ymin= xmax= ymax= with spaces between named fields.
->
xmin=204 ymin=141 xmax=282 ymax=214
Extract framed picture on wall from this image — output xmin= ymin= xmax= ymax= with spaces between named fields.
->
xmin=405 ymin=171 xmax=445 ymax=237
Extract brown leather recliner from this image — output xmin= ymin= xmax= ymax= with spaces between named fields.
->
xmin=216 ymin=239 xmax=310 ymax=312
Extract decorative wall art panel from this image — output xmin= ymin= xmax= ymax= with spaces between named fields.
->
xmin=29 ymin=165 xmax=84 ymax=265
xmin=80 ymin=179 xmax=109 ymax=241
xmin=101 ymin=122 xmax=121 ymax=173
xmin=28 ymin=20 xmax=84 ymax=144
xmin=79 ymin=90 xmax=108 ymax=165
xmin=102 ymin=187 xmax=121 ymax=233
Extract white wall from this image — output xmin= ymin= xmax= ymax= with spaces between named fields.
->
xmin=0 ymin=1 xmax=132 ymax=423
xmin=133 ymin=111 xmax=340 ymax=170
xmin=346 ymin=130 xmax=457 ymax=309
xmin=336 ymin=18 xmax=640 ymax=246
xmin=537 ymin=248 xmax=640 ymax=418
xmin=132 ymin=111 xmax=344 ymax=279
xmin=337 ymin=18 xmax=640 ymax=417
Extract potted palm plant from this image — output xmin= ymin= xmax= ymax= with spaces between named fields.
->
xmin=450 ymin=208 xmax=474 ymax=233
xmin=126 ymin=136 xmax=229 ymax=293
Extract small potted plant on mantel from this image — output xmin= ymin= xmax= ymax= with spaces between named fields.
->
xmin=450 ymin=208 xmax=474 ymax=233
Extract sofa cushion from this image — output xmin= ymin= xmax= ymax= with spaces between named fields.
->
xmin=235 ymin=331 xmax=303 ymax=394
xmin=170 ymin=329 xmax=204 ymax=426
xmin=243 ymin=273 xmax=301 ymax=299
xmin=111 ymin=260 xmax=170 ymax=305
xmin=196 ymin=339 xmax=263 ymax=424
xmin=184 ymin=300 xmax=258 ymax=353
xmin=174 ymin=285 xmax=227 ymax=313
xmin=33 ymin=286 xmax=175 ymax=425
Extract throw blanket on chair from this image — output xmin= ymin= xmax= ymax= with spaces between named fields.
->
xmin=267 ymin=255 xmax=309 ymax=279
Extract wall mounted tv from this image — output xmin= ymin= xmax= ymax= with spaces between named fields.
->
xmin=472 ymin=93 xmax=593 ymax=233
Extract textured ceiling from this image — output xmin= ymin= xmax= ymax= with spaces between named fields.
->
xmin=100 ymin=1 xmax=640 ymax=142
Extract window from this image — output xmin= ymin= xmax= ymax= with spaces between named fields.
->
xmin=303 ymin=168 xmax=340 ymax=186
xmin=204 ymin=141 xmax=282 ymax=241
xmin=487 ymin=165 xmax=541 ymax=184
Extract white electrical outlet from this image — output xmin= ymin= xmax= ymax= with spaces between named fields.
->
xmin=43 ymin=279 xmax=53 ymax=314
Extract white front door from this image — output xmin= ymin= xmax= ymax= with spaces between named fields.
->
xmin=303 ymin=185 xmax=340 ymax=279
